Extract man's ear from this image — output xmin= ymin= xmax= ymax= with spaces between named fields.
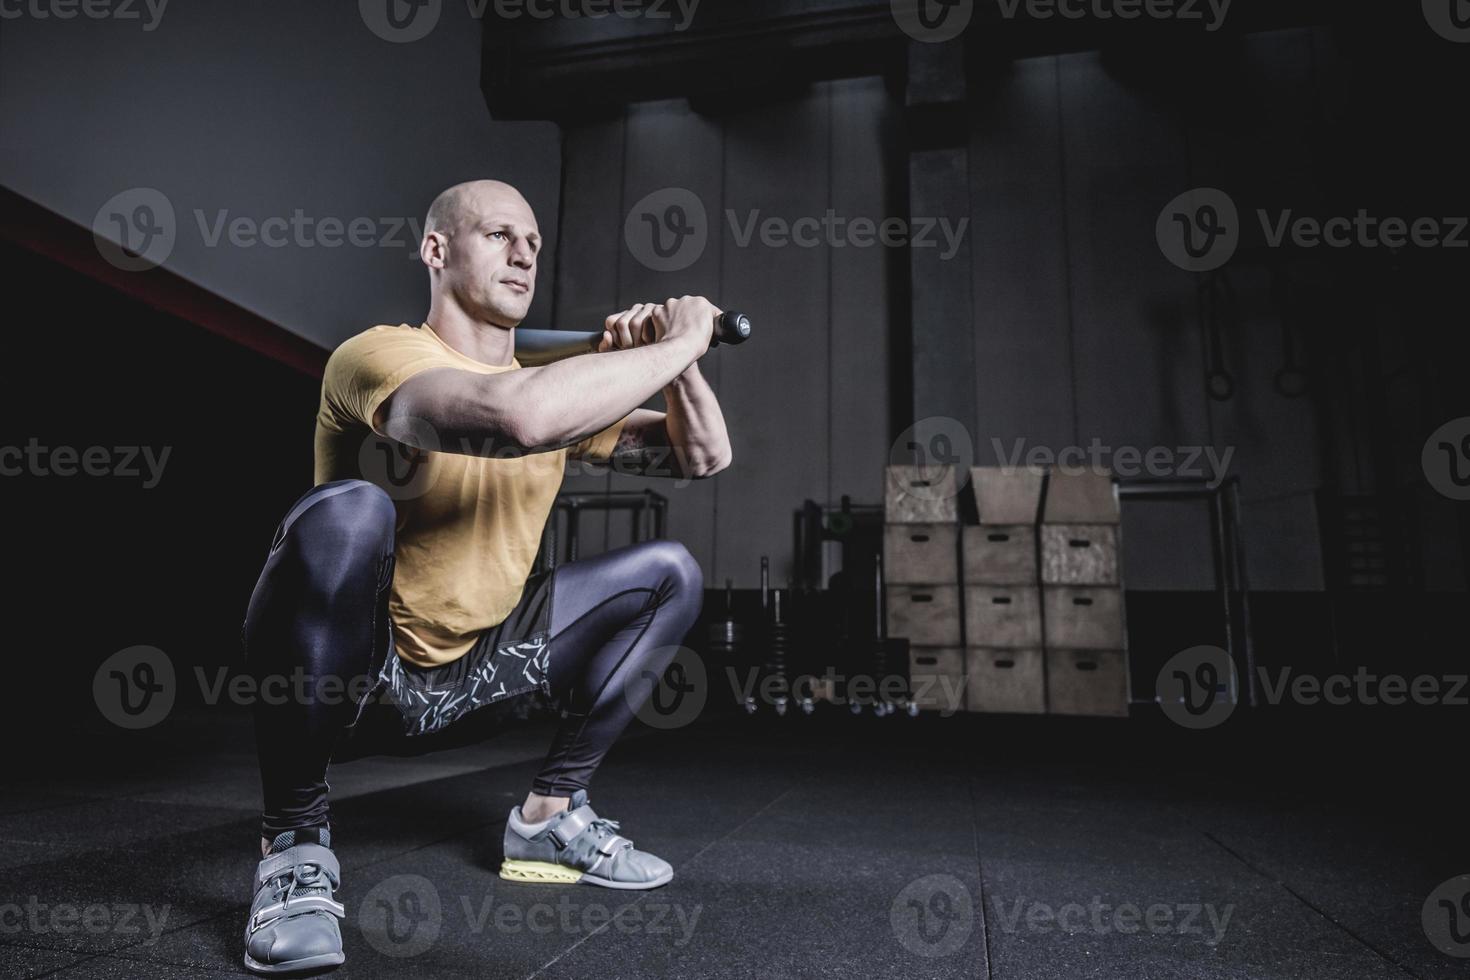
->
xmin=420 ymin=231 xmax=447 ymax=269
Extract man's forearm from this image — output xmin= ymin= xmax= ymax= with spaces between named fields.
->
xmin=662 ymin=362 xmax=732 ymax=477
xmin=499 ymin=333 xmax=704 ymax=449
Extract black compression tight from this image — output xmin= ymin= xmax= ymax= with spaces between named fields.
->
xmin=242 ymin=480 xmax=702 ymax=840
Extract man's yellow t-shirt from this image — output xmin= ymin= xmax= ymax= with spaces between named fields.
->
xmin=313 ymin=322 xmax=626 ymax=669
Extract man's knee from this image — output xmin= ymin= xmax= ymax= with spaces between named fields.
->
xmin=277 ymin=480 xmax=396 ymax=565
xmin=644 ymin=539 xmax=703 ymax=597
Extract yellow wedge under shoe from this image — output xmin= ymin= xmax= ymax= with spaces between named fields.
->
xmin=498 ymin=859 xmax=585 ymax=885
xmin=500 ymin=791 xmax=675 ymax=889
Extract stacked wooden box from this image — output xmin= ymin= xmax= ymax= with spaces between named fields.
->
xmin=962 ymin=467 xmax=1046 ymax=714
xmin=885 ymin=464 xmax=1130 ymax=717
xmin=883 ymin=465 xmax=963 ymax=713
xmin=1039 ymin=470 xmax=1129 ymax=717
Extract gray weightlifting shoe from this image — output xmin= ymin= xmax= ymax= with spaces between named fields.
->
xmin=500 ymin=790 xmax=673 ymax=890
xmin=243 ymin=839 xmax=346 ymax=974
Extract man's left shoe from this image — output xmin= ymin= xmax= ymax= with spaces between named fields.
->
xmin=243 ymin=841 xmax=346 ymax=974
xmin=500 ymin=790 xmax=673 ymax=890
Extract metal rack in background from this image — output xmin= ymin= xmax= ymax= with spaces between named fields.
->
xmin=537 ymin=490 xmax=668 ymax=572
xmin=1116 ymin=475 xmax=1256 ymax=707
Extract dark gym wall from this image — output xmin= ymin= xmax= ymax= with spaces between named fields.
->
xmin=553 ymin=34 xmax=1339 ymax=591
xmin=964 ymin=26 xmax=1466 ymax=594
xmin=7 ymin=5 xmax=1462 ymax=601
xmin=0 ymin=236 xmax=322 ymax=734
xmin=968 ymin=35 xmax=1329 ymax=592
xmin=0 ymin=0 xmax=561 ymax=347
xmin=552 ymin=23 xmax=1469 ymax=596
xmin=556 ymin=79 xmax=900 ymax=589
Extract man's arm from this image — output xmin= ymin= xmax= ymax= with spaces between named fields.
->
xmin=373 ymin=296 xmax=716 ymax=457
xmin=607 ymin=358 xmax=732 ymax=480
xmin=597 ymin=303 xmax=732 ymax=480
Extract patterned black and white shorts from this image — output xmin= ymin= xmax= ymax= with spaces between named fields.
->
xmin=361 ymin=568 xmax=557 ymax=738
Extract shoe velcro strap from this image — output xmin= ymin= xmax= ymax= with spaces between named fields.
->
xmin=592 ymin=833 xmax=630 ymax=857
xmin=549 ymin=806 xmax=597 ymax=848
xmin=256 ymin=843 xmax=341 ymax=886
xmin=250 ymin=895 xmax=346 ymax=933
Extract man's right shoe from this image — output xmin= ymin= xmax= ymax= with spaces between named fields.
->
xmin=243 ymin=840 xmax=346 ymax=975
xmin=500 ymin=790 xmax=674 ymax=890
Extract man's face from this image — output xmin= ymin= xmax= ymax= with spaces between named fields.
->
xmin=440 ymin=186 xmax=541 ymax=327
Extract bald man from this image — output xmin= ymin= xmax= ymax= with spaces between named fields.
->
xmin=239 ymin=180 xmax=731 ymax=974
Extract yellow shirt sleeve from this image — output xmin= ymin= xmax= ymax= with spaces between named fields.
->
xmin=569 ymin=415 xmax=630 ymax=463
xmin=322 ymin=327 xmax=456 ymax=433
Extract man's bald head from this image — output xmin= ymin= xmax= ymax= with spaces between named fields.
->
xmin=425 ymin=180 xmax=533 ymax=237
xmin=421 ymin=179 xmax=542 ymax=329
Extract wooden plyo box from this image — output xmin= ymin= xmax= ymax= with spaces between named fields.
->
xmin=1040 ymin=524 xmax=1120 ymax=586
xmin=1042 ymin=469 xmax=1120 ymax=524
xmin=886 ymin=586 xmax=962 ymax=647
xmin=965 ymin=648 xmax=1045 ymax=714
xmin=884 ymin=523 xmax=959 ymax=585
xmin=964 ymin=586 xmax=1042 ymax=648
xmin=909 ymin=648 xmax=966 ymax=714
xmin=969 ymin=466 xmax=1045 ymax=524
xmin=1042 ymin=586 xmax=1126 ymax=650
xmin=961 ymin=524 xmax=1037 ymax=585
xmin=885 ymin=465 xmax=960 ymax=523
xmin=1046 ymin=649 xmax=1128 ymax=717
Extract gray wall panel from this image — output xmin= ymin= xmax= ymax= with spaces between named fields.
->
xmin=554 ymin=82 xmax=899 ymax=586
xmin=555 ymin=115 xmax=630 ymax=551
xmin=0 ymin=0 xmax=562 ymax=349
xmin=605 ymin=100 xmax=727 ymax=575
xmin=715 ymin=95 xmax=833 ymax=588
xmin=969 ymin=59 xmax=1075 ymax=467
xmin=827 ymin=78 xmax=894 ymax=511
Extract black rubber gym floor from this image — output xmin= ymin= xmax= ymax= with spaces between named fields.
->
xmin=0 ymin=707 xmax=1459 ymax=979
